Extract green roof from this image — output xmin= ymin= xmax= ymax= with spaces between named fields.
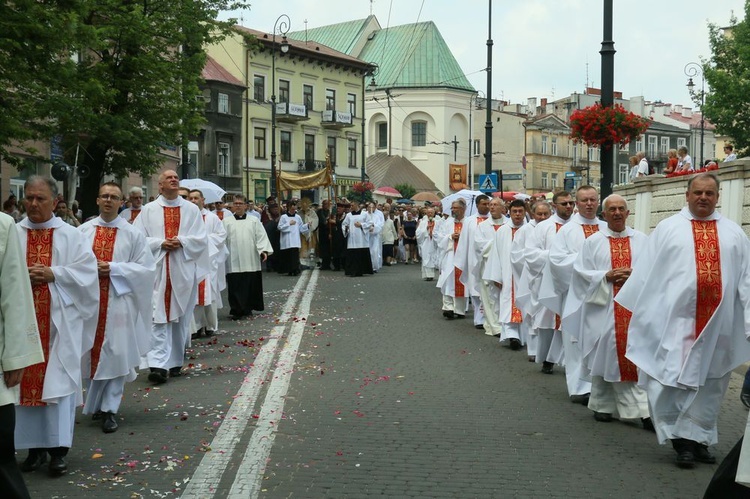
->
xmin=289 ymin=17 xmax=474 ymax=92
xmin=288 ymin=17 xmax=372 ymax=56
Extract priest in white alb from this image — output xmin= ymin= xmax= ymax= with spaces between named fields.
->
xmin=188 ymin=189 xmax=227 ymax=338
xmin=118 ymin=186 xmax=144 ymax=224
xmin=540 ymin=185 xmax=605 ymax=403
xmin=15 ymin=176 xmax=99 ymax=477
xmin=474 ymin=198 xmax=506 ymax=337
xmin=455 ymin=195 xmax=490 ymax=328
xmin=277 ymin=200 xmax=309 ymax=276
xmin=342 ymin=199 xmax=373 ymax=277
xmin=484 ymin=199 xmax=526 ymax=349
xmin=565 ymin=194 xmax=651 ymax=429
xmin=133 ymin=170 xmax=208 ymax=385
xmin=79 ymin=183 xmax=156 ymax=434
xmin=523 ymin=192 xmax=574 ymax=374
xmin=224 ymin=195 xmax=273 ymax=320
xmin=616 ymin=173 xmax=750 ymax=469
xmin=436 ymin=199 xmax=467 ymax=319
xmin=415 ymin=207 xmax=441 ymax=281
xmin=366 ymin=202 xmax=385 ymax=272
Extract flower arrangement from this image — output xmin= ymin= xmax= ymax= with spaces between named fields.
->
xmin=665 ymin=162 xmax=719 ymax=178
xmin=569 ymin=103 xmax=651 ymax=149
xmin=351 ymin=181 xmax=375 ymax=194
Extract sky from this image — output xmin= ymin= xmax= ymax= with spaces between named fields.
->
xmin=222 ymin=0 xmax=746 ymax=108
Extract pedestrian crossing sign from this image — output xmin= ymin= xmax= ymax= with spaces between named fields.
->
xmin=478 ymin=173 xmax=498 ymax=193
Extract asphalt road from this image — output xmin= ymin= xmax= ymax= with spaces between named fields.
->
xmin=23 ymin=263 xmax=750 ymax=498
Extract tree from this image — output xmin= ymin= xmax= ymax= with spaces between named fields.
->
xmin=394 ymin=183 xmax=417 ymax=199
xmin=1 ymin=0 xmax=249 ymax=216
xmin=703 ymin=6 xmax=750 ymax=157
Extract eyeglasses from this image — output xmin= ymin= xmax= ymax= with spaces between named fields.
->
xmin=180 ymin=195 xmax=188 ymax=199
xmin=98 ymin=194 xmax=121 ymax=201
xmin=556 ymin=201 xmax=575 ymax=206
xmin=131 ymin=196 xmax=143 ymax=199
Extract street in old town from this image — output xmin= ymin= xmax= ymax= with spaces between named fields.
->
xmin=25 ymin=264 xmax=750 ymax=498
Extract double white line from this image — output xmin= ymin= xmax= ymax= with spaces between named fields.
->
xmin=182 ymin=269 xmax=319 ymax=498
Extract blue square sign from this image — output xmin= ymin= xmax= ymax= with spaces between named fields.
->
xmin=478 ymin=173 xmax=498 ymax=193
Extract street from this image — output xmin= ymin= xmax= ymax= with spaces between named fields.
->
xmin=25 ymin=264 xmax=750 ymax=498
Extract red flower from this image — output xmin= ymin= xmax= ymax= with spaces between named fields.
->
xmin=569 ymin=103 xmax=651 ymax=150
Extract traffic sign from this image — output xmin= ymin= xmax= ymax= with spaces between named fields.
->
xmin=478 ymin=173 xmax=498 ymax=193
xmin=565 ymin=171 xmax=576 ymax=178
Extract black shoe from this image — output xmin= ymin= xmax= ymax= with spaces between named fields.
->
xmin=509 ymin=338 xmax=522 ymax=351
xmin=741 ymin=390 xmax=750 ymax=409
xmin=148 ymin=368 xmax=168 ymax=384
xmin=191 ymin=328 xmax=204 ymax=340
xmin=528 ymin=356 xmax=536 ymax=363
xmin=205 ymin=329 xmax=215 ymax=337
xmin=570 ymin=393 xmax=590 ymax=405
xmin=102 ymin=412 xmax=118 ymax=433
xmin=169 ymin=366 xmax=182 ymax=378
xmin=92 ymin=410 xmax=103 ymax=421
xmin=675 ymin=450 xmax=695 ymax=469
xmin=48 ymin=455 xmax=67 ymax=476
xmin=20 ymin=450 xmax=47 ymax=472
xmin=642 ymin=417 xmax=655 ymax=432
xmin=593 ymin=411 xmax=613 ymax=422
xmin=454 ymin=314 xmax=465 ymax=319
xmin=541 ymin=362 xmax=554 ymax=374
xmin=694 ymin=444 xmax=717 ymax=464
xmin=443 ymin=310 xmax=455 ymax=320
xmin=474 ymin=325 xmax=484 ymax=330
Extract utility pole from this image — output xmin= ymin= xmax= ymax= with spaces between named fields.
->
xmin=484 ymin=0 xmax=493 ymax=176
xmin=599 ymin=0 xmax=616 ymax=198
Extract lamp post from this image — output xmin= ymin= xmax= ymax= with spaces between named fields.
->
xmin=270 ymin=14 xmax=290 ymax=199
xmin=685 ymin=62 xmax=705 ymax=168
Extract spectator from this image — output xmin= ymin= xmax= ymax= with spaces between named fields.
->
xmin=400 ymin=211 xmax=419 ymax=264
xmin=724 ymin=144 xmax=737 ymax=162
xmin=55 ymin=201 xmax=80 ymax=227
xmin=664 ymin=149 xmax=679 ymax=174
xmin=381 ymin=205 xmax=398 ymax=266
xmin=635 ymin=151 xmax=649 ymax=177
xmin=676 ymin=146 xmax=693 ymax=172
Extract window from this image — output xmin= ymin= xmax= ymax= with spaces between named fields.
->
xmin=473 ymin=139 xmax=481 ymax=156
xmin=218 ymin=93 xmax=229 ymax=114
xmin=254 ymin=127 xmax=266 ymax=159
xmin=551 ymin=137 xmax=558 ymax=156
xmin=325 ymin=89 xmax=335 ymax=111
xmin=305 ymin=134 xmax=315 ymax=162
xmin=541 ymin=171 xmax=548 ymax=189
xmin=660 ymin=137 xmax=669 ymax=156
xmin=218 ymin=142 xmax=231 ymax=176
xmin=677 ymin=137 xmax=687 ymax=149
xmin=551 ymin=173 xmax=558 ymax=187
xmin=588 ymin=146 xmax=598 ymax=162
xmin=253 ymin=75 xmax=265 ymax=102
xmin=541 ymin=135 xmax=548 ymax=155
xmin=635 ymin=139 xmax=644 ymax=153
xmin=377 ymin=123 xmax=387 ymax=149
xmin=279 ymin=80 xmax=290 ymax=104
xmin=618 ymin=163 xmax=629 ymax=185
xmin=648 ymin=136 xmax=657 ymax=157
xmin=412 ymin=121 xmax=426 ymax=147
xmin=280 ymin=131 xmax=291 ymax=162
xmin=347 ymin=93 xmax=356 ymax=116
xmin=348 ymin=139 xmax=357 ymax=168
xmin=188 ymin=141 xmax=199 ymax=174
xmin=327 ymin=136 xmax=336 ymax=166
xmin=303 ymin=84 xmax=313 ymax=110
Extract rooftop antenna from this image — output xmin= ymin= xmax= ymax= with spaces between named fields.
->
xmin=585 ymin=60 xmax=589 ymax=90
xmin=370 ymin=0 xmax=374 ymax=15
xmin=304 ymin=19 xmax=308 ymax=43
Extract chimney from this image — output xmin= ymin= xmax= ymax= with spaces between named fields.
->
xmin=527 ymin=97 xmax=537 ymax=116
xmin=682 ymin=107 xmax=693 ymax=118
xmin=674 ymin=104 xmax=683 ymax=114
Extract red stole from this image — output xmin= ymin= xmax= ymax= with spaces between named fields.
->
xmin=427 ymin=220 xmax=434 ymax=238
xmin=582 ymin=224 xmax=600 ymax=239
xmin=216 ymin=210 xmax=224 ymax=221
xmin=510 ymin=226 xmax=522 ymax=323
xmin=476 ymin=216 xmax=488 ymax=225
xmin=163 ymin=207 xmax=181 ymax=321
xmin=198 ymin=213 xmax=207 ymax=306
xmin=554 ymin=222 xmax=563 ymax=330
xmin=453 ymin=221 xmax=464 ymax=297
xmin=692 ymin=220 xmax=722 ymax=339
xmin=129 ymin=209 xmax=141 ymax=223
xmin=90 ymin=226 xmax=118 ymax=378
xmin=609 ymin=236 xmax=637 ymax=382
xmin=21 ymin=228 xmax=54 ymax=406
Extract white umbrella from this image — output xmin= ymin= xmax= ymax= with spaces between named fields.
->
xmin=179 ymin=179 xmax=226 ymax=204
xmin=441 ymin=189 xmax=485 ymax=216
xmin=513 ymin=193 xmax=531 ymax=201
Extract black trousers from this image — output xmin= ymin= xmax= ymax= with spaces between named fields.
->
xmin=227 ymin=271 xmax=264 ymax=317
xmin=318 ymin=233 xmax=332 ymax=269
xmin=0 ymin=404 xmax=30 ymax=499
xmin=278 ymin=248 xmax=300 ymax=274
xmin=704 ymin=437 xmax=750 ymax=498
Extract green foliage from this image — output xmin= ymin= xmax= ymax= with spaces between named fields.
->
xmin=703 ymin=6 xmax=750 ymax=157
xmin=394 ymin=183 xmax=417 ymax=199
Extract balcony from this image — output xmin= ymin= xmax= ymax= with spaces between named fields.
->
xmin=297 ymin=159 xmax=329 ymax=172
xmin=276 ymin=102 xmax=309 ymax=123
xmin=321 ymin=110 xmax=354 ymax=129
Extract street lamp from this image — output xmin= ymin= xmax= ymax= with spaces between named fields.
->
xmin=685 ymin=62 xmax=705 ymax=168
xmin=270 ymin=14 xmax=290 ymax=198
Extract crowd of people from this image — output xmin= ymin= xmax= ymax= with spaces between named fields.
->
xmin=2 ymin=169 xmax=750 ymax=496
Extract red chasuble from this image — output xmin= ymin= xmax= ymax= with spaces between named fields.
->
xmin=692 ymin=220 xmax=722 ymax=339
xmin=609 ymin=236 xmax=638 ymax=382
xmin=90 ymin=226 xmax=117 ymax=378
xmin=21 ymin=228 xmax=54 ymax=406
xmin=163 ymin=207 xmax=181 ymax=321
xmin=510 ymin=227 xmax=522 ymax=324
xmin=453 ymin=222 xmax=464 ymax=297
xmin=198 ymin=214 xmax=207 ymax=306
xmin=554 ymin=223 xmax=564 ymax=330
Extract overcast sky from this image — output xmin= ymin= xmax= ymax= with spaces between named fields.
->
xmin=223 ymin=0 xmax=745 ymax=108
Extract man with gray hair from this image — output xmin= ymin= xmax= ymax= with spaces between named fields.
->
xmin=635 ymin=151 xmax=649 ymax=178
xmin=618 ymin=173 xmax=750 ymax=468
xmin=119 ymin=186 xmax=145 ymax=224
xmin=15 ymin=176 xmax=98 ymax=476
xmin=436 ymin=199 xmax=467 ymax=319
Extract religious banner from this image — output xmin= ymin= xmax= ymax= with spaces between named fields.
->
xmin=277 ymin=165 xmax=333 ymax=192
xmin=449 ymin=163 xmax=468 ymax=191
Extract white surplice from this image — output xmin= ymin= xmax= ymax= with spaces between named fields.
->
xmin=15 ymin=216 xmax=99 ymax=449
xmin=483 ymin=220 xmax=524 ymax=327
xmin=342 ymin=211 xmax=372 ymax=249
xmin=368 ymin=209 xmax=385 ymax=271
xmin=416 ymin=216 xmax=442 ymax=278
xmin=79 ymin=216 xmax=156 ymax=381
xmin=616 ymin=207 xmax=750 ymax=445
xmin=278 ymin=213 xmax=309 ymax=250
xmin=224 ymin=215 xmax=274 ymax=273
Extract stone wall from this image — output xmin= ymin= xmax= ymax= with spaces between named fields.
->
xmin=613 ymin=160 xmax=750 ymax=236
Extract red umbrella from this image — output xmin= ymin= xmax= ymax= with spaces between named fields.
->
xmin=411 ymin=191 xmax=441 ymax=203
xmin=491 ymin=191 xmax=519 ymax=201
xmin=373 ymin=186 xmax=402 ymax=197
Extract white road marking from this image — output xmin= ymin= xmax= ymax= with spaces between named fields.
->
xmin=227 ymin=269 xmax=319 ymax=498
xmin=181 ymin=271 xmax=311 ymax=498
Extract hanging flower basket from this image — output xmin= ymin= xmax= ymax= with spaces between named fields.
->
xmin=569 ymin=103 xmax=651 ymax=149
xmin=352 ymin=181 xmax=375 ymax=194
